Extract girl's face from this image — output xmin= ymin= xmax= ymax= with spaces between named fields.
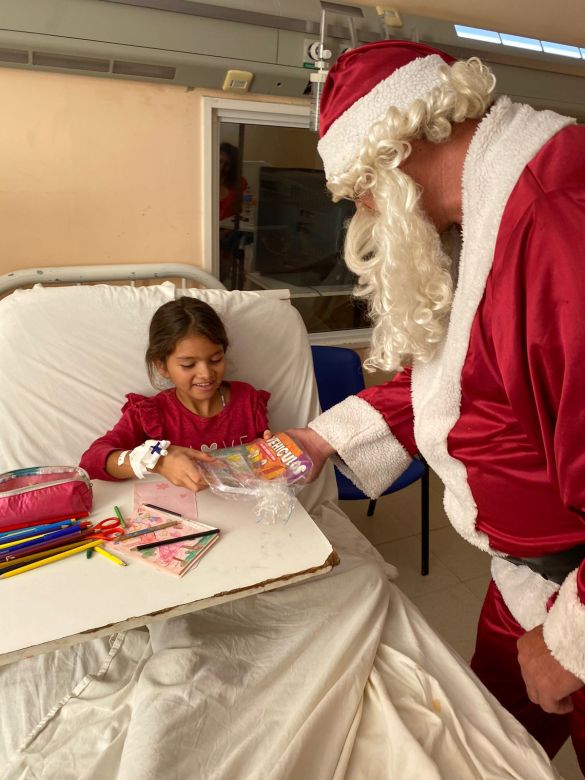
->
xmin=157 ymin=333 xmax=226 ymax=412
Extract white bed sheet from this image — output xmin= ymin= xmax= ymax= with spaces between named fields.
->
xmin=0 ymin=281 xmax=560 ymax=779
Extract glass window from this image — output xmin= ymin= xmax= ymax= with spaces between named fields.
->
xmin=217 ymin=121 xmax=368 ymax=334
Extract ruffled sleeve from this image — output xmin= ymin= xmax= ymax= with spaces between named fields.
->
xmin=124 ymin=393 xmax=165 ymax=440
xmin=79 ymin=393 xmax=164 ymax=480
xmin=254 ymin=389 xmax=271 ymax=436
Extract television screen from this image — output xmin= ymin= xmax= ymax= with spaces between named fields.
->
xmin=253 ymin=167 xmax=356 ymax=286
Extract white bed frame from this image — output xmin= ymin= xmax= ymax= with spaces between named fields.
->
xmin=0 ymin=264 xmax=292 ymax=300
xmin=0 ymin=263 xmax=225 ymax=296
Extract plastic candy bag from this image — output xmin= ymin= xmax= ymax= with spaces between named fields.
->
xmin=197 ymin=433 xmax=312 ymax=525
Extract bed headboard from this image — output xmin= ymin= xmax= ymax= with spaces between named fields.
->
xmin=0 ymin=263 xmax=225 ymax=297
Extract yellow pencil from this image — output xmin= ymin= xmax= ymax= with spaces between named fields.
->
xmin=0 ymin=540 xmax=90 ymax=571
xmin=94 ymin=545 xmax=127 ymax=567
xmin=0 ymin=532 xmax=44 ymax=550
xmin=0 ymin=540 xmax=101 ymax=579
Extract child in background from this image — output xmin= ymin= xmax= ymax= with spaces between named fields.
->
xmin=79 ymin=297 xmax=270 ymax=492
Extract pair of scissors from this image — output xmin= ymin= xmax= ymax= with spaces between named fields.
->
xmin=81 ymin=516 xmax=125 ymax=542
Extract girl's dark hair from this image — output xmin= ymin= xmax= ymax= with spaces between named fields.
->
xmin=219 ymin=141 xmax=239 ymax=189
xmin=146 ymin=297 xmax=229 ymax=385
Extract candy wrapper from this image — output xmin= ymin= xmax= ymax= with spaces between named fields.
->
xmin=197 ymin=433 xmax=312 ymax=525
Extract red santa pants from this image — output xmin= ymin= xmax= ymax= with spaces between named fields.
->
xmin=471 ymin=580 xmax=585 ymax=774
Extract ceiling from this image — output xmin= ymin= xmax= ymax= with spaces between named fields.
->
xmin=355 ymin=0 xmax=585 ymax=49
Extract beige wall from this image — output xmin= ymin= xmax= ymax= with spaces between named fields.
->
xmin=0 ymin=68 xmax=198 ymax=271
xmin=0 ymin=67 xmax=308 ymax=276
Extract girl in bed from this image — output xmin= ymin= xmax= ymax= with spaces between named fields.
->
xmin=79 ymin=297 xmax=270 ymax=491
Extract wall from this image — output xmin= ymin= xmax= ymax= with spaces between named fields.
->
xmin=0 ymin=67 xmax=308 ymax=275
xmin=0 ymin=68 xmax=196 ymax=270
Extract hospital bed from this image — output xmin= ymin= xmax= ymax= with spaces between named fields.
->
xmin=0 ymin=266 xmax=561 ymax=780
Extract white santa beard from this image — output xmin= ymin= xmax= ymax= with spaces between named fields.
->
xmin=345 ymin=196 xmax=453 ymax=372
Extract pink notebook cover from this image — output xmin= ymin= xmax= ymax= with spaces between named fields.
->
xmin=108 ymin=483 xmax=219 ymax=577
xmin=132 ymin=481 xmax=198 ymax=518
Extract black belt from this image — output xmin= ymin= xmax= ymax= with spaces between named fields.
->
xmin=505 ymin=543 xmax=585 ymax=585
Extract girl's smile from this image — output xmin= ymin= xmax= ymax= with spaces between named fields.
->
xmin=157 ymin=333 xmax=227 ymax=416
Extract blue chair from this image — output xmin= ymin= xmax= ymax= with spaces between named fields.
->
xmin=311 ymin=345 xmax=430 ymax=575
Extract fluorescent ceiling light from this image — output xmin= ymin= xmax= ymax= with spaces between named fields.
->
xmin=499 ymin=33 xmax=542 ymax=51
xmin=455 ymin=25 xmax=501 ymax=45
xmin=454 ymin=24 xmax=585 ymax=61
xmin=541 ymin=41 xmax=582 ymax=58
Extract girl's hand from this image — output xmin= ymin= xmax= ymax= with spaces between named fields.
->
xmin=153 ymin=445 xmax=216 ymax=492
xmin=262 ymin=429 xmax=273 ymax=440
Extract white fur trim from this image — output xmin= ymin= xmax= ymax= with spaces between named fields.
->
xmin=308 ymin=395 xmax=411 ymax=499
xmin=318 ymin=54 xmax=446 ymax=179
xmin=411 ymin=98 xmax=574 ymax=552
xmin=543 ymin=570 xmax=585 ymax=681
xmin=491 ymin=557 xmax=559 ymax=631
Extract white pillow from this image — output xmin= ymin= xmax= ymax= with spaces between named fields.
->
xmin=0 ymin=282 xmax=173 ymax=471
xmin=0 ymin=283 xmax=331 ymax=510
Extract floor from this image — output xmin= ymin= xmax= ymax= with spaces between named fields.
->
xmin=339 ymin=469 xmax=583 ymax=780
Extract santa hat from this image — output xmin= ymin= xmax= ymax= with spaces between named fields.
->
xmin=317 ymin=40 xmax=456 ymax=179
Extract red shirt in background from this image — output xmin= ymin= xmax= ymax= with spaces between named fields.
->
xmin=219 ymin=177 xmax=248 ymax=221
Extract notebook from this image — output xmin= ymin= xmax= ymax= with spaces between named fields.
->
xmin=109 ymin=483 xmax=220 ymax=577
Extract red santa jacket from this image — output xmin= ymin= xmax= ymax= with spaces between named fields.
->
xmin=309 ymin=97 xmax=585 ymax=680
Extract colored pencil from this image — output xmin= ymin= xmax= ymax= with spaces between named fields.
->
xmin=133 ymin=528 xmax=220 ymax=551
xmin=94 ymin=546 xmax=127 ymax=567
xmin=0 ymin=540 xmax=102 ymax=579
xmin=0 ymin=526 xmax=87 ymax=562
xmin=0 ymin=515 xmax=86 ymax=534
xmin=0 ymin=524 xmax=85 ymax=555
xmin=0 ymin=532 xmax=45 ymax=550
xmin=113 ymin=505 xmax=126 ymax=528
xmin=0 ymin=519 xmax=79 ymax=542
xmin=115 ymin=520 xmax=178 ymax=542
xmin=143 ymin=503 xmax=184 ymax=518
xmin=0 ymin=540 xmax=92 ymax=571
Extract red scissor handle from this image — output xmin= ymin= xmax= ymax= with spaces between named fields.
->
xmin=81 ymin=516 xmax=124 ymax=541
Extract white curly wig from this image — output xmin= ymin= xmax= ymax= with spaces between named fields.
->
xmin=326 ymin=57 xmax=496 ymax=373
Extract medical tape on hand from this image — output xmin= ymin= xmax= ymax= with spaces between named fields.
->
xmin=129 ymin=439 xmax=170 ymax=479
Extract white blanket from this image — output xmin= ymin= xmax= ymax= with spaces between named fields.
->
xmin=0 ymin=282 xmax=560 ymax=779
xmin=0 ymin=502 xmax=559 ymax=779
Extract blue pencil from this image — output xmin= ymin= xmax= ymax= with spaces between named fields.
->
xmin=0 ymin=519 xmax=80 ymax=543
xmin=0 ymin=524 xmax=84 ymax=557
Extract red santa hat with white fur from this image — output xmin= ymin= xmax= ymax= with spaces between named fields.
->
xmin=317 ymin=40 xmax=456 ymax=180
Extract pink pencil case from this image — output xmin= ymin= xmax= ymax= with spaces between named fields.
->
xmin=0 ymin=466 xmax=93 ymax=531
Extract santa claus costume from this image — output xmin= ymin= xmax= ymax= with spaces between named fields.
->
xmin=310 ymin=40 xmax=585 ymax=768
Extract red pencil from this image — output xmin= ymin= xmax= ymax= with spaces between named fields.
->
xmin=0 ymin=514 xmax=88 ymax=534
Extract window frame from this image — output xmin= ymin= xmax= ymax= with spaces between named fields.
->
xmin=201 ymin=95 xmax=371 ymax=346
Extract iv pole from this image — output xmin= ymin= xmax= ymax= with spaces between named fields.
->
xmin=309 ymin=2 xmax=364 ymax=132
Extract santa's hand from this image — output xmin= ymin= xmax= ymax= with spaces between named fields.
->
xmin=153 ymin=445 xmax=215 ymax=492
xmin=517 ymin=624 xmax=583 ymax=714
xmin=281 ymin=427 xmax=335 ymax=482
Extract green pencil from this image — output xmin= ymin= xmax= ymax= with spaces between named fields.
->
xmin=113 ymin=505 xmax=126 ymax=528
